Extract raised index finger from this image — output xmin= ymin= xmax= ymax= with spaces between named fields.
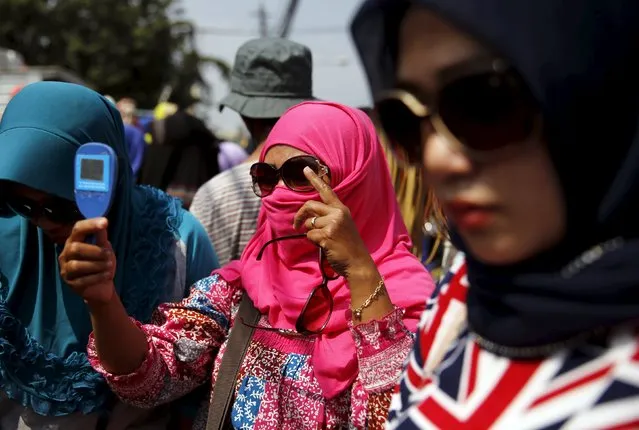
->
xmin=304 ymin=166 xmax=339 ymax=206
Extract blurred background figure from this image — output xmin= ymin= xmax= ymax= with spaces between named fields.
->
xmin=191 ymin=37 xmax=315 ymax=266
xmin=138 ymin=104 xmax=221 ymax=209
xmin=115 ymin=97 xmax=146 ymax=179
xmin=116 ymin=97 xmax=138 ymax=127
xmin=217 ymin=139 xmax=248 ymax=171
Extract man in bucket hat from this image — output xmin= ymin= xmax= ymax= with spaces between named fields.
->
xmin=219 ymin=38 xmax=314 ymax=121
xmin=190 ymin=38 xmax=315 ymax=266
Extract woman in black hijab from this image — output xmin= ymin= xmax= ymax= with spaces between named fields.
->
xmin=138 ymin=109 xmax=220 ymax=209
xmin=352 ymin=0 xmax=639 ymax=427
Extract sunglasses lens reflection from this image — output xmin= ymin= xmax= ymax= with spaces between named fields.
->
xmin=45 ymin=206 xmax=80 ymax=224
xmin=250 ymin=163 xmax=278 ymax=197
xmin=6 ymin=196 xmax=80 ymax=224
xmin=282 ymin=156 xmax=320 ymax=191
xmin=439 ymin=72 xmax=536 ymax=151
xmin=7 ymin=199 xmax=35 ymax=219
xmin=376 ymin=70 xmax=536 ymax=163
xmin=321 ymin=254 xmax=338 ymax=280
xmin=298 ymin=284 xmax=332 ymax=334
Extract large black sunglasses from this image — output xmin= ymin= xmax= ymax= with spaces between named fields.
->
xmin=240 ymin=233 xmax=339 ymax=337
xmin=5 ymin=194 xmax=82 ymax=225
xmin=250 ymin=155 xmax=330 ymax=198
xmin=375 ymin=58 xmax=539 ymax=165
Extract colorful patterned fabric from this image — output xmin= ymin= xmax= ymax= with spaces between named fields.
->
xmin=387 ymin=254 xmax=639 ymax=429
xmin=89 ymin=274 xmax=416 ymax=429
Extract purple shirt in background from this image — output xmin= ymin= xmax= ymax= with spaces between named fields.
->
xmin=124 ymin=124 xmax=146 ymax=178
xmin=217 ymin=141 xmax=248 ymax=172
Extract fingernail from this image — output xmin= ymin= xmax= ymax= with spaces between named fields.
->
xmin=98 ymin=219 xmax=107 ymax=228
xmin=106 ymin=260 xmax=113 ymax=267
xmin=303 ymin=166 xmax=312 ymax=174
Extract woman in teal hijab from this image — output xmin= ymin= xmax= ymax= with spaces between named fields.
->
xmin=0 ymin=82 xmax=218 ymax=428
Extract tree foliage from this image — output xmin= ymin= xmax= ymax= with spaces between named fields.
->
xmin=0 ymin=0 xmax=229 ymax=108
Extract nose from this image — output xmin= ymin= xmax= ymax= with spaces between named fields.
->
xmin=422 ymin=120 xmax=474 ymax=185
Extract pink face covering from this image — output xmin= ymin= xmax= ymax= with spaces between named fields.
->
xmin=219 ymin=101 xmax=434 ymax=398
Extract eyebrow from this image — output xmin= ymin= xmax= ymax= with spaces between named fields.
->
xmin=394 ymin=53 xmax=500 ymax=102
xmin=437 ymin=54 xmax=504 ymax=85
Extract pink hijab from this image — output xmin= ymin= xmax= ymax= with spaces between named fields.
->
xmin=219 ymin=101 xmax=434 ymax=398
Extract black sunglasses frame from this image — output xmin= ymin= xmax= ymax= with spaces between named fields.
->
xmin=5 ymin=194 xmax=82 ymax=225
xmin=375 ymin=58 xmax=538 ymax=166
xmin=250 ymin=155 xmax=330 ymax=198
xmin=241 ymin=233 xmax=339 ymax=337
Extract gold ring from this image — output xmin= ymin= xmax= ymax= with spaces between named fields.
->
xmin=311 ymin=216 xmax=318 ymax=229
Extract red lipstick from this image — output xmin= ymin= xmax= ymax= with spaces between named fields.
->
xmin=445 ymin=201 xmax=495 ymax=230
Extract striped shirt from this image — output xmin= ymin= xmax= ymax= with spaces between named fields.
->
xmin=190 ymin=162 xmax=261 ymax=266
xmin=388 ymin=253 xmax=639 ymax=429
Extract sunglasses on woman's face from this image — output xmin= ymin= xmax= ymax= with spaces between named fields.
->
xmin=5 ymin=194 xmax=82 ymax=225
xmin=375 ymin=58 xmax=539 ymax=165
xmin=250 ymin=155 xmax=330 ymax=198
xmin=240 ymin=233 xmax=339 ymax=337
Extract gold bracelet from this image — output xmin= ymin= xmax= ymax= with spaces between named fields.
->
xmin=352 ymin=278 xmax=385 ymax=321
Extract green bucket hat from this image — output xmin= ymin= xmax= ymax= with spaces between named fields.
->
xmin=219 ymin=38 xmax=315 ymax=119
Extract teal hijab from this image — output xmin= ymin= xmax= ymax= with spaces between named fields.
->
xmin=0 ymin=82 xmax=184 ymax=416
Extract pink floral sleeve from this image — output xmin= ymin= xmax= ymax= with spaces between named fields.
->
xmin=350 ymin=307 xmax=414 ymax=392
xmin=88 ymin=274 xmax=241 ymax=408
xmin=349 ymin=307 xmax=415 ymax=429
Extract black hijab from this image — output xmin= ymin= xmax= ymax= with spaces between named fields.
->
xmin=352 ymin=0 xmax=639 ymax=355
xmin=138 ymin=110 xmax=220 ymax=208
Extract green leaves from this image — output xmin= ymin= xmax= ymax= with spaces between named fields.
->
xmin=0 ymin=0 xmax=230 ymax=108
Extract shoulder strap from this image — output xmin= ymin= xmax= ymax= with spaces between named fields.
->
xmin=206 ymin=293 xmax=260 ymax=430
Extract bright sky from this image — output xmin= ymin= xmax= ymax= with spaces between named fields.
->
xmin=183 ymin=0 xmax=370 ymax=134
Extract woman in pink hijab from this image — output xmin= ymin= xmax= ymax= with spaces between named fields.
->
xmin=62 ymin=102 xmax=434 ymax=429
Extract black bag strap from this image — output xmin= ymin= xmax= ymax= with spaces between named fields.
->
xmin=206 ymin=294 xmax=260 ymax=429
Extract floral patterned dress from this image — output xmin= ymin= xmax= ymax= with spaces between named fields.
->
xmin=88 ymin=274 xmax=417 ymax=429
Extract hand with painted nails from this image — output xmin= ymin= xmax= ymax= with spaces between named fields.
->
xmin=293 ymin=166 xmax=378 ymax=281
xmin=59 ymin=217 xmax=117 ymax=306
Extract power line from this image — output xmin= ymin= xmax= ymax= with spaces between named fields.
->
xmin=195 ymin=25 xmax=344 ymax=36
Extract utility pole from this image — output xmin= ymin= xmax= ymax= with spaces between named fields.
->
xmin=277 ymin=0 xmax=300 ymax=38
xmin=249 ymin=0 xmax=300 ymax=39
xmin=257 ymin=2 xmax=268 ymax=37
